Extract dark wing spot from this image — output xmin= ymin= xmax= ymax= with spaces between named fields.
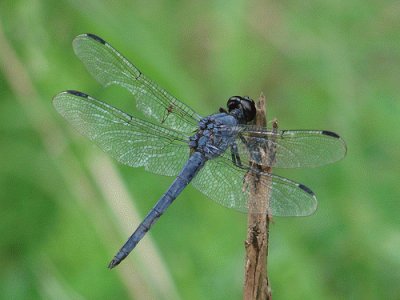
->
xmin=322 ymin=130 xmax=340 ymax=138
xmin=85 ymin=33 xmax=106 ymax=44
xmin=66 ymin=90 xmax=88 ymax=98
xmin=298 ymin=183 xmax=315 ymax=196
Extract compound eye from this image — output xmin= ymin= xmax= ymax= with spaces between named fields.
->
xmin=227 ymin=96 xmax=242 ymax=112
xmin=241 ymin=98 xmax=256 ymax=122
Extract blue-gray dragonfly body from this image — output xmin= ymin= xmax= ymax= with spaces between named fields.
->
xmin=53 ymin=34 xmax=347 ymax=268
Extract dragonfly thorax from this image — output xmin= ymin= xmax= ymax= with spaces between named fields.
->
xmin=189 ymin=113 xmax=239 ymax=160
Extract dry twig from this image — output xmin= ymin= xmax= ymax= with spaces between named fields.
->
xmin=243 ymin=94 xmax=277 ymax=300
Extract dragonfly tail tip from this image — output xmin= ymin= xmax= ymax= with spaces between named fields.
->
xmin=108 ymin=258 xmax=120 ymax=269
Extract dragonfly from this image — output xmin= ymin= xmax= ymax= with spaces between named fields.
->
xmin=53 ymin=33 xmax=347 ymax=269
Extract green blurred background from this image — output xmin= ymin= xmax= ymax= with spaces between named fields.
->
xmin=1 ymin=0 xmax=399 ymax=299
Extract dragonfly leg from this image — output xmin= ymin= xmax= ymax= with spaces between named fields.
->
xmin=231 ymin=133 xmax=248 ymax=167
xmin=230 ymin=142 xmax=242 ymax=167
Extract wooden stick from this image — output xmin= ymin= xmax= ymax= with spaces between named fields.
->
xmin=243 ymin=94 xmax=276 ymax=300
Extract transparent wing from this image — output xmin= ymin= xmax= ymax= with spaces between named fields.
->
xmin=53 ymin=90 xmax=189 ymax=176
xmin=191 ymin=157 xmax=317 ymax=216
xmin=233 ymin=126 xmax=347 ymax=168
xmin=72 ymin=33 xmax=202 ymax=134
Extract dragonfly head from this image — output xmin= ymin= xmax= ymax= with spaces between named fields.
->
xmin=227 ymin=96 xmax=256 ymax=123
